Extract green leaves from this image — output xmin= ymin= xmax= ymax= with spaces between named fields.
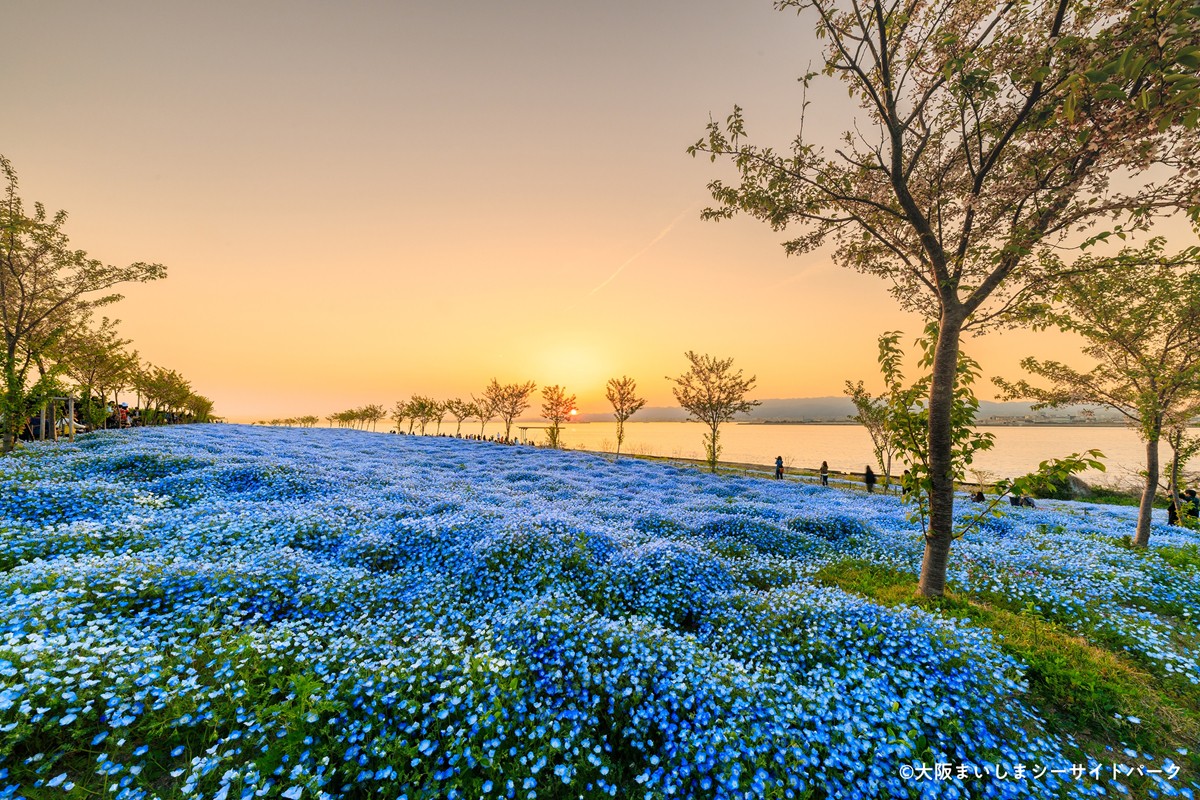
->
xmin=693 ymin=0 xmax=1200 ymax=593
xmin=606 ymin=375 xmax=646 ymax=458
xmin=1177 ymin=46 xmax=1200 ymax=70
xmin=995 ymin=450 xmax=1107 ymax=502
xmin=997 ymin=242 xmax=1200 ymax=544
xmin=670 ymin=351 xmax=760 ymax=472
xmin=845 ymin=379 xmax=899 ymax=491
xmin=859 ymin=326 xmax=994 ymax=535
xmin=1 ymin=156 xmax=169 ymax=451
xmin=1071 ymin=2 xmax=1200 ymax=131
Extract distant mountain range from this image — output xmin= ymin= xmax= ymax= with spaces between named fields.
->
xmin=572 ymin=397 xmax=1121 ymax=424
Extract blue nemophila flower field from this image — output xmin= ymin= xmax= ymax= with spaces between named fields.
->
xmin=1 ymin=426 xmax=1197 ymax=800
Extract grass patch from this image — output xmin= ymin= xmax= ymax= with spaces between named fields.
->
xmin=1083 ymin=485 xmax=1173 ymax=508
xmin=1154 ymin=543 xmax=1200 ymax=572
xmin=812 ymin=559 xmax=1200 ymax=787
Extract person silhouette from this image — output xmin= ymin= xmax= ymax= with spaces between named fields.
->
xmin=774 ymin=456 xmax=784 ymax=479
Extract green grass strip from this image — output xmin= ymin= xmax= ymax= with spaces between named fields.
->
xmin=812 ymin=560 xmax=1200 ymax=785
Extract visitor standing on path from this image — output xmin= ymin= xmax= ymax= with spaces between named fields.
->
xmin=774 ymin=456 xmax=784 ymax=479
xmin=864 ymin=466 xmax=877 ymax=493
xmin=819 ymin=461 xmax=829 ymax=487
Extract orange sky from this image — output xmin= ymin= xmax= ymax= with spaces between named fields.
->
xmin=6 ymin=2 xmax=1196 ymax=422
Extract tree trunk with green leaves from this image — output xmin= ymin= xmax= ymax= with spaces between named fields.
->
xmin=704 ymin=423 xmax=721 ymax=473
xmin=669 ymin=352 xmax=759 ymax=476
xmin=691 ymin=0 xmax=1200 ymax=593
xmin=2 ymin=342 xmax=22 ymax=452
xmin=606 ymin=376 xmax=646 ymax=462
xmin=1 ymin=156 xmax=166 ymax=453
xmin=1137 ymin=432 xmax=1161 ymax=547
xmin=541 ymin=385 xmax=576 ymax=450
xmin=919 ymin=315 xmax=964 ymax=596
xmin=995 ymin=244 xmax=1200 ymax=548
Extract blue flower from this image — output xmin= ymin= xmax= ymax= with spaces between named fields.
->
xmin=1 ymin=425 xmax=1196 ymax=800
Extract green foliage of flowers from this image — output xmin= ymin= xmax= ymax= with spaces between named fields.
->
xmin=813 ymin=560 xmax=1200 ymax=795
xmin=0 ymin=427 xmax=1197 ymax=799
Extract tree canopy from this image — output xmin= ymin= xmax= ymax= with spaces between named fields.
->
xmin=444 ymin=398 xmax=476 ymax=436
xmin=486 ymin=379 xmax=537 ymax=441
xmin=605 ymin=375 xmax=646 ymax=460
xmin=844 ymin=379 xmax=899 ymax=493
xmin=541 ymin=385 xmax=576 ymax=449
xmin=690 ymin=0 xmax=1200 ymax=596
xmin=996 ymin=241 xmax=1200 ymax=545
xmin=669 ymin=351 xmax=759 ymax=473
xmin=1 ymin=156 xmax=167 ymax=450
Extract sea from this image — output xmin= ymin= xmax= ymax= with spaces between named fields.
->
xmin=451 ymin=420 xmax=1184 ymax=487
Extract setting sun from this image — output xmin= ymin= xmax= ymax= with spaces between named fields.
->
xmin=5 ymin=1 xmax=1200 ymax=797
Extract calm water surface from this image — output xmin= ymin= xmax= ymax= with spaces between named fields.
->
xmin=463 ymin=421 xmax=1168 ymax=485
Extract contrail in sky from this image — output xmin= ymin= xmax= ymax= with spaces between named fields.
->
xmin=574 ymin=201 xmax=701 ymax=305
xmin=766 ymin=262 xmax=823 ymax=292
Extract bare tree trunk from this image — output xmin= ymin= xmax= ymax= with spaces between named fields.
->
xmin=919 ymin=315 xmax=964 ymax=597
xmin=1134 ymin=434 xmax=1160 ymax=547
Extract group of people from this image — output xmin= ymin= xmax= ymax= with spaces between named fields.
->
xmin=767 ymin=457 xmax=842 ymax=490
xmin=391 ymin=430 xmax=531 ymax=446
xmin=965 ymin=488 xmax=1035 ymax=507
xmin=20 ymin=402 xmax=143 ymax=441
xmin=967 ymin=485 xmax=1200 ymax=520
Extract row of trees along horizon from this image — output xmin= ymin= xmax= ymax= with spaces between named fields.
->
xmin=276 ymin=280 xmax=1199 ymax=558
xmin=684 ymin=0 xmax=1200 ymax=596
xmin=259 ymin=356 xmax=754 ymax=460
xmin=307 ymin=0 xmax=1200 ymax=590
xmin=0 ymin=156 xmax=212 ymax=453
xmin=5 ymin=0 xmax=1200 ymax=600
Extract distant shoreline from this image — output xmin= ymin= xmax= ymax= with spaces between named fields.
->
xmin=553 ymin=419 xmax=1145 ymax=427
xmin=736 ymin=420 xmax=1143 ymax=428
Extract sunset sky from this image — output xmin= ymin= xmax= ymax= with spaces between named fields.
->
xmin=6 ymin=1 xmax=1196 ymax=422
